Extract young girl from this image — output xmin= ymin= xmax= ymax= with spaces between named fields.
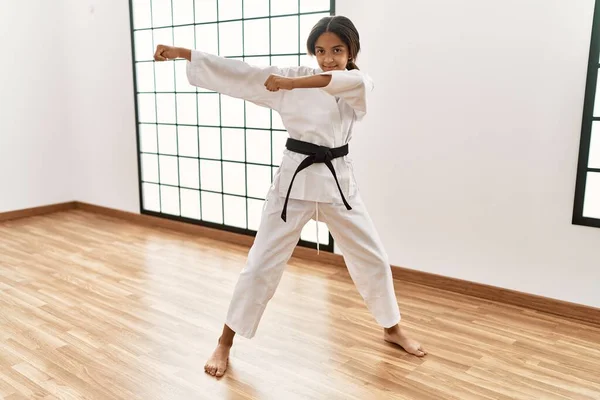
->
xmin=154 ymin=15 xmax=426 ymax=378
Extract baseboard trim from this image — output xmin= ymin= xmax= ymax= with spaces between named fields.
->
xmin=74 ymin=202 xmax=257 ymax=248
xmin=389 ymin=267 xmax=600 ymax=326
xmin=3 ymin=201 xmax=599 ymax=326
xmin=73 ymin=202 xmax=336 ymax=263
xmin=0 ymin=202 xmax=77 ymax=223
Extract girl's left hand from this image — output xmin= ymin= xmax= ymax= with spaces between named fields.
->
xmin=264 ymin=74 xmax=294 ymax=92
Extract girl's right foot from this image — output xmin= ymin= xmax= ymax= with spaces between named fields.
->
xmin=204 ymin=339 xmax=232 ymax=377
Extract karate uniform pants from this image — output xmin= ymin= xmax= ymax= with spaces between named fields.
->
xmin=225 ymin=185 xmax=401 ymax=339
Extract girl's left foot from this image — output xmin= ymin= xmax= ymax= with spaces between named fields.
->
xmin=383 ymin=325 xmax=427 ymax=357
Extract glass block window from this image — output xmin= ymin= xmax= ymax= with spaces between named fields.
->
xmin=574 ymin=0 xmax=600 ymax=228
xmin=130 ymin=0 xmax=336 ymax=250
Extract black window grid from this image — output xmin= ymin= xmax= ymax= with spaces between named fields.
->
xmin=129 ymin=0 xmax=337 ymax=250
xmin=574 ymin=0 xmax=600 ymax=229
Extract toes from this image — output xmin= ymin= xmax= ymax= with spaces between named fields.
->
xmin=413 ymin=346 xmax=427 ymax=357
xmin=205 ymin=364 xmax=216 ymax=376
xmin=216 ymin=366 xmax=226 ymax=377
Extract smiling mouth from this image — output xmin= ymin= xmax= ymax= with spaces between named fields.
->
xmin=323 ymin=66 xmax=337 ymax=70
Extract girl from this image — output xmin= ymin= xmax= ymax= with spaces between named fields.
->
xmin=154 ymin=15 xmax=426 ymax=378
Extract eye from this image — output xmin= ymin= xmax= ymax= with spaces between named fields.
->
xmin=334 ymin=48 xmax=341 ymax=53
xmin=316 ymin=49 xmax=324 ymax=54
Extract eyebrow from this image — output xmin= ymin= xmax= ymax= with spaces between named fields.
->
xmin=315 ymin=45 xmax=344 ymax=49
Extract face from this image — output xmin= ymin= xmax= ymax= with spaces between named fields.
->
xmin=314 ymin=32 xmax=350 ymax=71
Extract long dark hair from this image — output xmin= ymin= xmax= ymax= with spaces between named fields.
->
xmin=306 ymin=16 xmax=361 ymax=70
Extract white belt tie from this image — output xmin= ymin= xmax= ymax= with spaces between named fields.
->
xmin=315 ymin=202 xmax=320 ymax=254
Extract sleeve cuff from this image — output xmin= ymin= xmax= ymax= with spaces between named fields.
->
xmin=319 ymin=70 xmax=368 ymax=94
xmin=189 ymin=49 xmax=203 ymax=63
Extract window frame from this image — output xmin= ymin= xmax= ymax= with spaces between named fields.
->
xmin=574 ymin=0 xmax=600 ymax=229
xmin=128 ymin=0 xmax=337 ymax=251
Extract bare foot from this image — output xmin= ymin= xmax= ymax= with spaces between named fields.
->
xmin=204 ymin=342 xmax=231 ymax=377
xmin=384 ymin=325 xmax=427 ymax=357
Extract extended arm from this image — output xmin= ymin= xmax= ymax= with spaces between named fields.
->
xmin=155 ymin=45 xmax=287 ymax=110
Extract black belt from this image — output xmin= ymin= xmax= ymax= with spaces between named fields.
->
xmin=281 ymin=138 xmax=352 ymax=222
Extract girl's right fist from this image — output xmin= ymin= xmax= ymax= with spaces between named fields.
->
xmin=154 ymin=45 xmax=178 ymax=61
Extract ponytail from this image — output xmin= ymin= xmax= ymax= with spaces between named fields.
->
xmin=347 ymin=59 xmax=359 ymax=70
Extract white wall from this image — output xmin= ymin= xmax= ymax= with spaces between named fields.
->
xmin=65 ymin=0 xmax=140 ymax=213
xmin=19 ymin=0 xmax=600 ymax=307
xmin=339 ymin=0 xmax=600 ymax=307
xmin=0 ymin=1 xmax=72 ymax=212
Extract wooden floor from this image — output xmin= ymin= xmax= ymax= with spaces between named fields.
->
xmin=1 ymin=211 xmax=600 ymax=400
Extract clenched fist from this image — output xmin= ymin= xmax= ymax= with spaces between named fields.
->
xmin=264 ymin=74 xmax=294 ymax=92
xmin=154 ymin=45 xmax=179 ymax=61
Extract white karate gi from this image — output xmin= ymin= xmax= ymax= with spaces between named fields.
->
xmin=186 ymin=51 xmax=401 ymax=338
